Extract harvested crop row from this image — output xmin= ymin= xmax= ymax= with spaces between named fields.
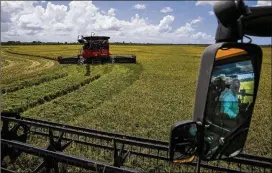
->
xmin=2 ymin=63 xmax=114 ymax=113
xmin=1 ymin=57 xmax=39 ymax=83
xmin=1 ymin=59 xmax=14 ymax=68
xmin=1 ymin=50 xmax=59 ymax=84
xmin=7 ymin=74 xmax=100 ymax=112
xmin=1 ymin=73 xmax=68 ymax=94
xmin=1 ymin=59 xmax=20 ymax=70
xmin=24 ymin=63 xmax=143 ymax=124
xmin=1 ymin=62 xmax=68 ymax=89
xmin=5 ymin=45 xmax=81 ymax=60
xmin=2 ymin=69 xmax=102 ymax=112
xmin=6 ymin=50 xmax=58 ymax=61
xmin=1 ymin=52 xmax=31 ymax=67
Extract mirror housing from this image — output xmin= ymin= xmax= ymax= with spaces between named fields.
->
xmin=169 ymin=43 xmax=262 ymax=163
xmin=169 ymin=120 xmax=198 ymax=163
xmin=193 ymin=43 xmax=262 ymax=161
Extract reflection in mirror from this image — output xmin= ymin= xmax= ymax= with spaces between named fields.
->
xmin=203 ymin=48 xmax=255 ymax=160
xmin=169 ymin=121 xmax=198 ymax=163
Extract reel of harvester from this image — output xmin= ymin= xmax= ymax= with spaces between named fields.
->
xmin=1 ymin=112 xmax=271 ymax=173
xmin=57 ymin=34 xmax=136 ymax=65
xmin=1 ymin=112 xmax=30 ymax=166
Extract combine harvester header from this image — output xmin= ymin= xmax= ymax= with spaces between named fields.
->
xmin=58 ymin=33 xmax=136 ymax=64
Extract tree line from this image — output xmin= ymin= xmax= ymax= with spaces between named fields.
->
xmin=1 ymin=41 xmax=79 ymax=45
xmin=1 ymin=41 xmax=271 ymax=47
xmin=0 ymin=41 xmax=209 ymax=46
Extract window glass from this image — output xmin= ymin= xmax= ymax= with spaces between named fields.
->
xmin=204 ymin=59 xmax=254 ymax=158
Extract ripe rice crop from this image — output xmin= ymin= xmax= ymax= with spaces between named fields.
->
xmin=1 ymin=45 xmax=271 ymax=161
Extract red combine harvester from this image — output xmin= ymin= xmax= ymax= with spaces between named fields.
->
xmin=58 ymin=33 xmax=136 ymax=64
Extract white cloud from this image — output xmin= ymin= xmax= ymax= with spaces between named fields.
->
xmin=175 ymin=23 xmax=194 ymax=36
xmin=190 ymin=16 xmax=203 ymax=24
xmin=158 ymin=15 xmax=175 ymax=32
xmin=208 ymin=11 xmax=214 ymax=16
xmin=175 ymin=17 xmax=203 ymax=36
xmin=195 ymin=1 xmax=217 ymax=6
xmin=191 ymin=32 xmax=213 ymax=40
xmin=133 ymin=4 xmax=146 ymax=10
xmin=174 ymin=16 xmax=212 ymax=41
xmin=255 ymin=1 xmax=271 ymax=6
xmin=160 ymin=7 xmax=173 ymax=13
xmin=108 ymin=8 xmax=116 ymax=16
xmin=1 ymin=1 xmax=214 ymax=44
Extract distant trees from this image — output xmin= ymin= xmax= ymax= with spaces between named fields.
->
xmin=1 ymin=41 xmax=80 ymax=45
xmin=1 ymin=41 xmax=271 ymax=47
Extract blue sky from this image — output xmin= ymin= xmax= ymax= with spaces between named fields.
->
xmin=238 ymin=73 xmax=254 ymax=80
xmin=1 ymin=1 xmax=271 ymax=44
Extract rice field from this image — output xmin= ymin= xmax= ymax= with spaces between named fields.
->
xmin=1 ymin=44 xmax=271 ymax=160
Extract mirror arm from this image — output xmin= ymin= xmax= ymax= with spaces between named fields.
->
xmin=214 ymin=0 xmax=249 ymax=43
xmin=215 ymin=22 xmax=242 ymax=43
xmin=214 ymin=0 xmax=272 ymax=43
xmin=242 ymin=6 xmax=272 ymax=37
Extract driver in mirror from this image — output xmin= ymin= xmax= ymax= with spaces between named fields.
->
xmin=219 ymin=78 xmax=240 ymax=119
xmin=203 ymin=77 xmax=241 ymax=157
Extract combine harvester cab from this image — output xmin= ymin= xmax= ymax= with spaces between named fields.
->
xmin=58 ymin=34 xmax=136 ymax=64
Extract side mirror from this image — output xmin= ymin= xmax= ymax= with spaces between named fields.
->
xmin=170 ymin=43 xmax=262 ymax=163
xmin=169 ymin=120 xmax=198 ymax=163
xmin=193 ymin=43 xmax=262 ymax=161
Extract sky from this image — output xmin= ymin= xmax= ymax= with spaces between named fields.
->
xmin=1 ymin=1 xmax=271 ymax=44
xmin=213 ymin=60 xmax=254 ymax=77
